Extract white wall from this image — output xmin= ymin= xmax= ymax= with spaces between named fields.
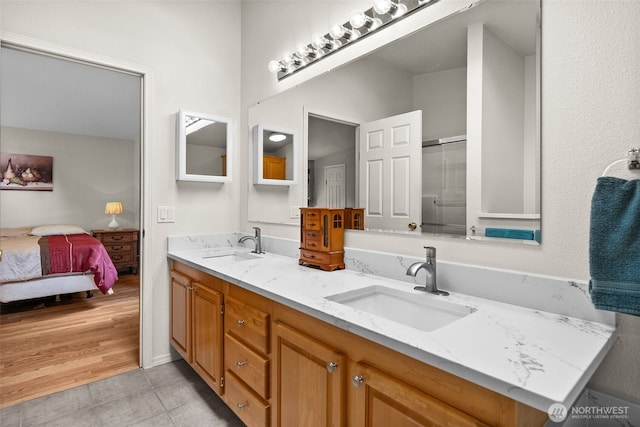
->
xmin=1 ymin=127 xmax=138 ymax=230
xmin=413 ymin=67 xmax=467 ymax=142
xmin=241 ymin=0 xmax=640 ymax=404
xmin=1 ymin=0 xmax=242 ymax=368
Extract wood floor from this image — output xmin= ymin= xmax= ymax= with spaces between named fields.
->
xmin=0 ymin=274 xmax=140 ymax=409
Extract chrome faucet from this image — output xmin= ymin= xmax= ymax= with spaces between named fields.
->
xmin=238 ymin=226 xmax=264 ymax=254
xmin=406 ymin=246 xmax=449 ymax=296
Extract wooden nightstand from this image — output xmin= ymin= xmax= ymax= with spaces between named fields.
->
xmin=92 ymin=228 xmax=139 ymax=274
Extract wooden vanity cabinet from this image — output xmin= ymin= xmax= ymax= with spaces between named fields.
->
xmin=299 ymin=207 xmax=345 ymax=271
xmin=222 ymin=287 xmax=272 ymax=427
xmin=272 ymin=322 xmax=346 ymax=427
xmin=349 ymin=362 xmax=489 ymax=427
xmin=272 ymin=303 xmax=547 ymax=427
xmin=170 ymin=261 xmax=547 ymax=427
xmin=170 ymin=263 xmax=225 ymax=396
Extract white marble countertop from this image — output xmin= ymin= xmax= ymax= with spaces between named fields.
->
xmin=167 ymin=246 xmax=617 ymax=413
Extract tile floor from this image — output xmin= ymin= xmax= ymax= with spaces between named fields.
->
xmin=0 ymin=359 xmax=245 ymax=427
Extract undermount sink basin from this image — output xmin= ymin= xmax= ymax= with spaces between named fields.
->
xmin=326 ymin=285 xmax=474 ymax=333
xmin=201 ymin=251 xmax=261 ymax=262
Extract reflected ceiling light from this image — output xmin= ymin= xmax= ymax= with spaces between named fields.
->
xmin=269 ymin=133 xmax=287 ymax=142
xmin=268 ymin=0 xmax=440 ymax=80
xmin=185 ymin=117 xmax=213 ymax=135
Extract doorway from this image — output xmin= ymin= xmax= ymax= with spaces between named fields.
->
xmin=306 ymin=113 xmax=358 ymax=208
xmin=0 ymin=40 xmax=145 ymax=407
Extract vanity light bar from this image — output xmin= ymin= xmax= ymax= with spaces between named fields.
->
xmin=268 ymin=0 xmax=440 ymax=81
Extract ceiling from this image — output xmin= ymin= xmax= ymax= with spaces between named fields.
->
xmin=0 ymin=47 xmax=141 ymax=141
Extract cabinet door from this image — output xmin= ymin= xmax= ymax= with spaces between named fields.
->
xmin=273 ymin=322 xmax=346 ymax=427
xmin=192 ymin=282 xmax=225 ymax=395
xmin=170 ymin=270 xmax=192 ymax=363
xmin=349 ymin=363 xmax=488 ymax=427
xmin=264 ymin=155 xmax=286 ymax=180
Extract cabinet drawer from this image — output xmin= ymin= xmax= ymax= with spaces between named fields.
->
xmin=304 ymin=219 xmax=322 ymax=231
xmin=303 ymin=230 xmax=322 ymax=250
xmin=104 ymin=243 xmax=134 ymax=253
xmin=100 ymin=233 xmax=135 ymax=243
xmin=109 ymin=252 xmax=133 ymax=263
xmin=224 ymin=372 xmax=270 ymax=427
xmin=225 ymin=333 xmax=269 ymax=399
xmin=299 ymin=250 xmax=330 ymax=264
xmin=225 ymin=296 xmax=270 ymax=354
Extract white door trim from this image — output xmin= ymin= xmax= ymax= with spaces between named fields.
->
xmin=1 ymin=31 xmax=153 ymax=369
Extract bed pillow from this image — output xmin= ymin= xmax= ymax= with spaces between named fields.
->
xmin=30 ymin=224 xmax=89 ymax=236
xmin=0 ymin=227 xmax=33 ymax=237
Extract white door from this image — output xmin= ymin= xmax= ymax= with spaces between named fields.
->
xmin=325 ymin=164 xmax=346 ymax=207
xmin=359 ymin=110 xmax=422 ymax=232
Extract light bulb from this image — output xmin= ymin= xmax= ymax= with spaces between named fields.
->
xmin=329 ymin=24 xmax=346 ymax=39
xmin=373 ymin=0 xmax=393 ymax=15
xmin=312 ymin=34 xmax=332 ymax=50
xmin=268 ymin=60 xmax=283 ymax=73
xmin=281 ymin=51 xmax=294 ymax=65
xmin=350 ymin=10 xmax=369 ymax=29
xmin=296 ymin=43 xmax=309 ymax=57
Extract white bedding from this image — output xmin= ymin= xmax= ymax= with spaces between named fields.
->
xmin=0 ymin=234 xmax=42 ymax=283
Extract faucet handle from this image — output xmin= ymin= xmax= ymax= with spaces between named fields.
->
xmin=424 ymin=246 xmax=436 ymax=258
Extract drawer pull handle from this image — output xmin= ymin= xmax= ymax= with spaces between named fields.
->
xmin=237 ymin=319 xmax=246 ymax=327
xmin=326 ymin=361 xmax=338 ymax=373
xmin=352 ymin=375 xmax=364 ymax=387
xmin=237 ymin=402 xmax=248 ymax=410
xmin=112 ymin=246 xmax=123 ymax=250
xmin=308 ymin=242 xmax=317 ymax=247
xmin=112 ymin=236 xmax=124 ymax=240
xmin=308 ymin=223 xmax=317 ymax=227
xmin=236 ymin=361 xmax=247 ymax=368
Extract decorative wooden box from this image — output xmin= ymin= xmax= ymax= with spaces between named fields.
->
xmin=344 ymin=208 xmax=365 ymax=230
xmin=299 ymin=208 xmax=345 ymax=271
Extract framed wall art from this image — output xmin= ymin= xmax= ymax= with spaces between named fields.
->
xmin=0 ymin=152 xmax=53 ymax=191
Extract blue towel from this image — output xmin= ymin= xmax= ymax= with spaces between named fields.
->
xmin=589 ymin=177 xmax=640 ymax=316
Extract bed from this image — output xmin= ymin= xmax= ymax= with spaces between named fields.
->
xmin=0 ymin=225 xmax=118 ymax=303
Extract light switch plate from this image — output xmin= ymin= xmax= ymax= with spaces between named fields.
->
xmin=290 ymin=206 xmax=300 ymax=218
xmin=158 ymin=205 xmax=175 ymax=223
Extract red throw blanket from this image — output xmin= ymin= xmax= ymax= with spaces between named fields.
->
xmin=38 ymin=234 xmax=118 ymax=294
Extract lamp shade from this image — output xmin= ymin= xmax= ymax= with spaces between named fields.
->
xmin=105 ymin=202 xmax=123 ymax=215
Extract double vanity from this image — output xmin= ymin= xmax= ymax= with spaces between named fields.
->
xmin=167 ymin=233 xmax=617 ymax=427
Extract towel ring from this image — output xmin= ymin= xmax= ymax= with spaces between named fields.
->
xmin=601 ymin=148 xmax=640 ymax=177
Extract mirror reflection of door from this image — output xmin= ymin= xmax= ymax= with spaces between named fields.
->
xmin=185 ymin=117 xmax=227 ymax=176
xmin=325 ymin=164 xmax=346 ymax=207
xmin=359 ymin=110 xmax=422 ymax=232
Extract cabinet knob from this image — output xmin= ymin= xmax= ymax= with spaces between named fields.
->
xmin=352 ymin=375 xmax=364 ymax=387
xmin=326 ymin=361 xmax=338 ymax=373
xmin=237 ymin=319 xmax=246 ymax=327
xmin=236 ymin=361 xmax=247 ymax=368
xmin=237 ymin=402 xmax=248 ymax=410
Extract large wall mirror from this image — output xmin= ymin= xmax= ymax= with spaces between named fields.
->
xmin=248 ymin=0 xmax=541 ymax=244
xmin=176 ymin=110 xmax=232 ymax=182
